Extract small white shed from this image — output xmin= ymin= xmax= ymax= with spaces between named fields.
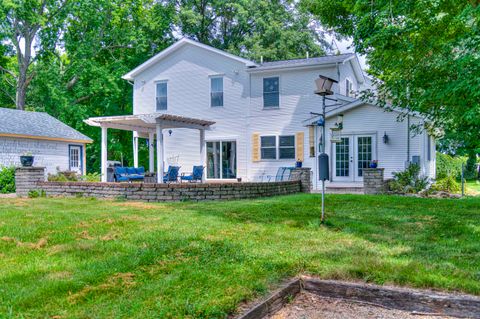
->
xmin=0 ymin=108 xmax=92 ymax=175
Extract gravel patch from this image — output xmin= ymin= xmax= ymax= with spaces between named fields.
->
xmin=268 ymin=292 xmax=457 ymax=319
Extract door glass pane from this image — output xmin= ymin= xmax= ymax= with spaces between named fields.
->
xmin=222 ymin=141 xmax=236 ymax=178
xmin=357 ymin=136 xmax=372 ymax=177
xmin=207 ymin=142 xmax=221 ymax=178
xmin=335 ymin=137 xmax=350 ymax=177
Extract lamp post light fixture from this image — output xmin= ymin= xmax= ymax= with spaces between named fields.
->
xmin=314 ymin=75 xmax=338 ymax=225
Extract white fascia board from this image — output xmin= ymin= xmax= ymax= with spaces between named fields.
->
xmin=245 ymin=62 xmax=339 ymax=73
xmin=122 ymin=38 xmax=257 ymax=81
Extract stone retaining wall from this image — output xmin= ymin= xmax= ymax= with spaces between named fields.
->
xmin=36 ymin=180 xmax=301 ymax=201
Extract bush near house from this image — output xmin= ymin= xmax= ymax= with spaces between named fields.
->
xmin=431 ymin=176 xmax=461 ymax=193
xmin=388 ymin=164 xmax=429 ymax=194
xmin=436 ymin=153 xmax=467 ymax=180
xmin=0 ymin=166 xmax=15 ymax=194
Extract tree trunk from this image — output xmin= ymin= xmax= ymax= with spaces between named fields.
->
xmin=15 ymin=69 xmax=27 ymax=110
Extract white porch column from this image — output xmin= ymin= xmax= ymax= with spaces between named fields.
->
xmin=133 ymin=131 xmax=139 ymax=168
xmin=148 ymin=132 xmax=155 ymax=173
xmin=199 ymin=129 xmax=206 ymax=182
xmin=101 ymin=126 xmax=108 ymax=182
xmin=156 ymin=124 xmax=164 ymax=183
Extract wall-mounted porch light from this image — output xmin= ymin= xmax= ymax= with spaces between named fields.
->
xmin=383 ymin=131 xmax=389 ymax=144
xmin=168 ymin=129 xmax=173 ymax=136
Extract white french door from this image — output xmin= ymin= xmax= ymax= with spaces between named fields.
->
xmin=333 ymin=135 xmax=375 ymax=182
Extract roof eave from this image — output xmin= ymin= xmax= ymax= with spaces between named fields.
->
xmin=246 ymin=62 xmax=341 ymax=73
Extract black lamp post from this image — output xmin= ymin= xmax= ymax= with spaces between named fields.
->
xmin=314 ymin=75 xmax=338 ymax=225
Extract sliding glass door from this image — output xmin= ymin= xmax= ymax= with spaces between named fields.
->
xmin=207 ymin=141 xmax=236 ymax=179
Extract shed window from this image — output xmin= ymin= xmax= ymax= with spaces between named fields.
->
xmin=263 ymin=77 xmax=279 ymax=108
xmin=211 ymin=77 xmax=224 ymax=107
xmin=156 ymin=82 xmax=168 ymax=110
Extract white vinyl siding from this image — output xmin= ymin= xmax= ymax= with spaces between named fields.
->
xmin=210 ymin=77 xmax=224 ymax=107
xmin=263 ymin=77 xmax=279 ymax=108
xmin=156 ymin=81 xmax=168 ymax=110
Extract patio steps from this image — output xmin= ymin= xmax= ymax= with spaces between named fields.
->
xmin=325 ymin=186 xmax=364 ymax=194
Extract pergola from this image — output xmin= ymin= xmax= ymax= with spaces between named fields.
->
xmin=84 ymin=113 xmax=215 ymax=183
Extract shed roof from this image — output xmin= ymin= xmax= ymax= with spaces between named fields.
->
xmin=0 ymin=108 xmax=92 ymax=143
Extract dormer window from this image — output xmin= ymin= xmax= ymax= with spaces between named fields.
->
xmin=345 ymin=79 xmax=353 ymax=97
xmin=156 ymin=81 xmax=168 ymax=110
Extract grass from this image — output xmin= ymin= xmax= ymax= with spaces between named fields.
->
xmin=0 ymin=194 xmax=479 ymax=318
xmin=466 ymin=179 xmax=480 ymax=196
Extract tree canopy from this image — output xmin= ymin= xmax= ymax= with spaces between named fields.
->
xmin=0 ymin=0 xmax=327 ymax=172
xmin=304 ymin=0 xmax=480 ymax=158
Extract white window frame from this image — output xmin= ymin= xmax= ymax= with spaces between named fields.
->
xmin=260 ymin=135 xmax=295 ymax=160
xmin=345 ymin=78 xmax=353 ymax=97
xmin=155 ymin=80 xmax=168 ymax=111
xmin=263 ymin=76 xmax=280 ymax=109
xmin=210 ymin=76 xmax=224 ymax=107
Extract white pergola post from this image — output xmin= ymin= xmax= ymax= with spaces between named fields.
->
xmin=133 ymin=131 xmax=139 ymax=168
xmin=199 ymin=129 xmax=206 ymax=182
xmin=101 ymin=126 xmax=108 ymax=182
xmin=156 ymin=124 xmax=164 ymax=183
xmin=148 ymin=132 xmax=155 ymax=173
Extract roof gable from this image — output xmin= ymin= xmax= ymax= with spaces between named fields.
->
xmin=0 ymin=108 xmax=92 ymax=143
xmin=122 ymin=38 xmax=257 ymax=81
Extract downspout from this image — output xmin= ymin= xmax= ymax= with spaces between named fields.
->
xmin=407 ymin=114 xmax=411 ymax=165
xmin=246 ymin=70 xmax=252 ymax=181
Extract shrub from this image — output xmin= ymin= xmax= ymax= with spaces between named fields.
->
xmin=80 ymin=172 xmax=101 ymax=182
xmin=436 ymin=153 xmax=467 ymax=179
xmin=431 ymin=176 xmax=461 ymax=193
xmin=0 ymin=166 xmax=15 ymax=194
xmin=389 ymin=164 xmax=429 ymax=194
xmin=48 ymin=171 xmax=79 ymax=182
xmin=28 ymin=189 xmax=46 ymax=198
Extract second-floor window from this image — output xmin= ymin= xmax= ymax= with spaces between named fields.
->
xmin=263 ymin=77 xmax=279 ymax=108
xmin=211 ymin=77 xmax=224 ymax=107
xmin=345 ymin=78 xmax=353 ymax=97
xmin=156 ymin=81 xmax=168 ymax=110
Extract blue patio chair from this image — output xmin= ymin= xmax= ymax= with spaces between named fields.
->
xmin=114 ymin=167 xmax=129 ymax=182
xmin=267 ymin=167 xmax=286 ymax=182
xmin=180 ymin=165 xmax=204 ymax=183
xmin=163 ymin=166 xmax=180 ymax=183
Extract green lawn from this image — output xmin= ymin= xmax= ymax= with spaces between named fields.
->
xmin=1 ymin=194 xmax=479 ymax=318
xmin=466 ymin=180 xmax=480 ymax=196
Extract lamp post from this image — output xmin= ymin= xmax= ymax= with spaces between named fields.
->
xmin=314 ymin=75 xmax=338 ymax=225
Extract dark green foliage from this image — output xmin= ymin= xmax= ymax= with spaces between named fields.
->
xmin=27 ymin=189 xmax=46 ymax=198
xmin=389 ymin=164 xmax=429 ymax=194
xmin=465 ymin=152 xmax=479 ymax=180
xmin=0 ymin=166 xmax=15 ymax=193
xmin=436 ymin=152 xmax=467 ymax=179
xmin=432 ymin=176 xmax=461 ymax=193
xmin=47 ymin=171 xmax=79 ymax=182
xmin=305 ymin=0 xmax=480 ymax=157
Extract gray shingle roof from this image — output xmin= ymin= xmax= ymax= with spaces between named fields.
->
xmin=0 ymin=108 xmax=92 ymax=142
xmin=250 ymin=53 xmax=356 ymax=71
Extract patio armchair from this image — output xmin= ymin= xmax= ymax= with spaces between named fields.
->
xmin=180 ymin=165 xmax=204 ymax=183
xmin=163 ymin=166 xmax=180 ymax=183
xmin=266 ymin=167 xmax=294 ymax=182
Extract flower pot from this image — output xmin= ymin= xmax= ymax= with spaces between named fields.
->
xmin=237 ymin=177 xmax=242 ymax=182
xmin=20 ymin=155 xmax=34 ymax=167
xmin=369 ymin=163 xmax=378 ymax=168
xmin=296 ymin=161 xmax=303 ymax=168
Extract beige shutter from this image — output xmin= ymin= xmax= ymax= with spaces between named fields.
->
xmin=296 ymin=132 xmax=304 ymax=162
xmin=252 ymin=133 xmax=260 ymax=162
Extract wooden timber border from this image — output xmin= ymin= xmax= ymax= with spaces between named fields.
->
xmin=236 ymin=278 xmax=480 ymax=319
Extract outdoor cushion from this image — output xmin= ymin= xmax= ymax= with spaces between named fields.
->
xmin=126 ymin=167 xmax=136 ymax=175
xmin=115 ymin=167 xmax=127 ymax=175
xmin=116 ymin=175 xmax=129 ymax=182
xmin=135 ymin=167 xmax=145 ymax=175
xmin=129 ymin=174 xmax=144 ymax=180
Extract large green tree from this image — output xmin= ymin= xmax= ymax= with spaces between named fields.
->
xmin=0 ymin=0 xmax=70 ymax=110
xmin=174 ymin=0 xmax=329 ymax=61
xmin=305 ymin=0 xmax=480 ymax=160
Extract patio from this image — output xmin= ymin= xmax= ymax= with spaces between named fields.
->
xmin=84 ymin=113 xmax=215 ymax=183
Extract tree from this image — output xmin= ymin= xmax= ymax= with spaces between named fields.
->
xmin=304 ymin=0 xmax=480 ymax=157
xmin=0 ymin=0 xmax=70 ymax=110
xmin=174 ymin=0 xmax=329 ymax=61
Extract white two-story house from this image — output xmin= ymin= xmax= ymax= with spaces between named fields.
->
xmin=86 ymin=38 xmax=436 ymax=190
